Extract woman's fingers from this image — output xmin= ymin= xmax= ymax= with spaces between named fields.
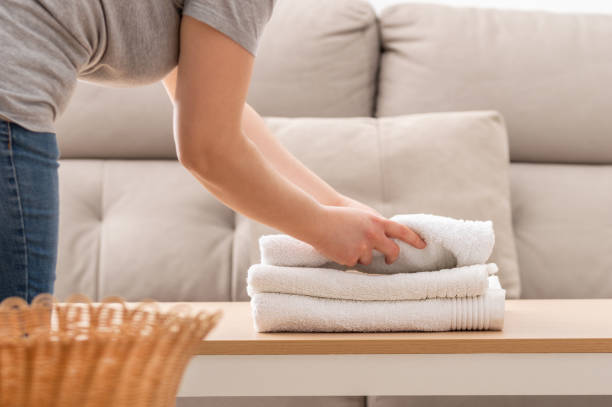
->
xmin=373 ymin=235 xmax=401 ymax=264
xmin=366 ymin=218 xmax=427 ymax=266
xmin=384 ymin=220 xmax=427 ymax=249
xmin=358 ymin=246 xmax=373 ymax=266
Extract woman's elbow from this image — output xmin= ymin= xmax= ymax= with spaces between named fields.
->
xmin=175 ymin=122 xmax=243 ymax=181
xmin=176 ymin=135 xmax=213 ymax=178
xmin=177 ymin=148 xmax=197 ymax=172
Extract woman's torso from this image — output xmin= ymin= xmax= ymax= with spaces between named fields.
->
xmin=0 ymin=0 xmax=184 ymax=133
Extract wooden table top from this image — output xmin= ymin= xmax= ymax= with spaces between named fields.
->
xmin=164 ymin=300 xmax=612 ymax=355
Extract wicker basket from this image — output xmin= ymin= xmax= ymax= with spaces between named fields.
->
xmin=0 ymin=294 xmax=221 ymax=407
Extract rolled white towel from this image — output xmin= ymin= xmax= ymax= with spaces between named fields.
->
xmin=247 ymin=263 xmax=498 ymax=301
xmin=250 ymin=276 xmax=505 ymax=333
xmin=259 ymin=214 xmax=495 ymax=274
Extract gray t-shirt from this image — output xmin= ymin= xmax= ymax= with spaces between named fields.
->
xmin=0 ymin=0 xmax=275 ymax=133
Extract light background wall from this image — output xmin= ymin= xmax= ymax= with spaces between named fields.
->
xmin=367 ymin=0 xmax=612 ymax=14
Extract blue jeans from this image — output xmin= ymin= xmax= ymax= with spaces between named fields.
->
xmin=0 ymin=120 xmax=59 ymax=302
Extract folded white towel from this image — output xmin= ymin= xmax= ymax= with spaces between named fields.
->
xmin=250 ymin=276 xmax=505 ymax=332
xmin=259 ymin=214 xmax=495 ymax=274
xmin=247 ymin=263 xmax=498 ymax=301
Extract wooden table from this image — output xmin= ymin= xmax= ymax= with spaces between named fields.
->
xmin=176 ymin=300 xmax=612 ymax=397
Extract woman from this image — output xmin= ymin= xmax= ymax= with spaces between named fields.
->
xmin=0 ymin=0 xmax=426 ymax=302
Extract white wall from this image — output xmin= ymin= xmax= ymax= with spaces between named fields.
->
xmin=367 ymin=0 xmax=612 ymax=14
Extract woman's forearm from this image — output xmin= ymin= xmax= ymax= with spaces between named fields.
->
xmin=241 ymin=103 xmax=345 ymax=206
xmin=180 ymin=127 xmax=326 ymax=243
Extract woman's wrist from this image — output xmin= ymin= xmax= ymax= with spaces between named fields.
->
xmin=328 ymin=193 xmax=350 ymax=207
xmin=292 ymin=201 xmax=332 ymax=248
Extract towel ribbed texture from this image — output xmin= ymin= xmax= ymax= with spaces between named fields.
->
xmin=251 ymin=276 xmax=505 ymax=332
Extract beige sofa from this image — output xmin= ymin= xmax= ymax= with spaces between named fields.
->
xmin=54 ymin=1 xmax=612 ymax=406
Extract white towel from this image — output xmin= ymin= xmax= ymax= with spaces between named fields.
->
xmin=259 ymin=214 xmax=495 ymax=274
xmin=250 ymin=276 xmax=505 ymax=332
xmin=247 ymin=263 xmax=498 ymax=301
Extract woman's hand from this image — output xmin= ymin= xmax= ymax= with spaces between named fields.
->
xmin=308 ymin=206 xmax=426 ymax=267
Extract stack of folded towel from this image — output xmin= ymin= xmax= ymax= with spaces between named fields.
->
xmin=247 ymin=214 xmax=506 ymax=332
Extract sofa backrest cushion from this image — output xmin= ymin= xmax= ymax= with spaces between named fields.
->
xmin=56 ymin=82 xmax=175 ymax=159
xmin=247 ymin=0 xmax=379 ymax=117
xmin=376 ymin=4 xmax=612 ymax=164
xmin=510 ymin=163 xmax=612 ymax=298
xmin=233 ymin=112 xmax=521 ymax=299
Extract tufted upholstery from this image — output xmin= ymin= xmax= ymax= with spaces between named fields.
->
xmin=55 ymin=160 xmax=234 ymax=301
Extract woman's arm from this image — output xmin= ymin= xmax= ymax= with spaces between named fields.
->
xmin=167 ymin=17 xmax=323 ymax=244
xmin=241 ymin=104 xmax=380 ymax=214
xmin=163 ymin=16 xmax=425 ymax=266
xmin=241 ymin=103 xmax=341 ymax=206
xmin=165 ymin=73 xmax=380 ymax=215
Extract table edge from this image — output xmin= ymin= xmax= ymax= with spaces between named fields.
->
xmin=196 ymin=338 xmax=612 ymax=355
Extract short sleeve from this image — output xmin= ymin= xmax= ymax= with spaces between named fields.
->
xmin=182 ymin=0 xmax=275 ymax=55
